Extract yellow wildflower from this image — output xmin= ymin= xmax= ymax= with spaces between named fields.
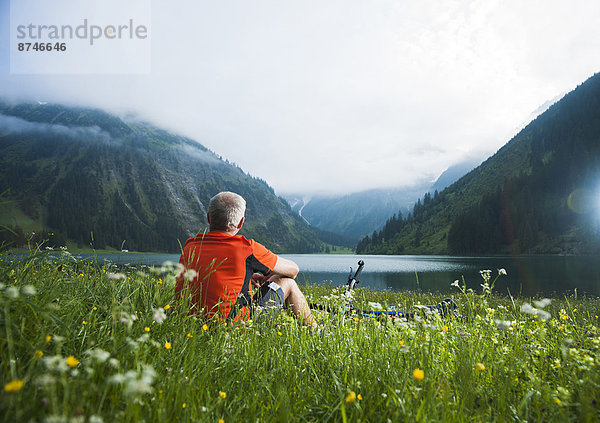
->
xmin=357 ymin=393 xmax=363 ymax=400
xmin=442 ymin=325 xmax=449 ymax=332
xmin=163 ymin=304 xmax=170 ymax=310
xmin=182 ymin=403 xmax=187 ymax=408
xmin=35 ymin=350 xmax=44 ymax=358
xmin=92 ymin=306 xmax=97 ymax=311
xmin=66 ymin=356 xmax=80 ymax=367
xmin=144 ymin=327 xmax=150 ymax=332
xmin=475 ymin=363 xmax=485 ymax=371
xmin=399 ymin=340 xmax=404 ymax=346
xmin=413 ymin=368 xmax=424 ymax=381
xmin=277 ymin=331 xmax=282 ymax=336
xmin=345 ymin=391 xmax=356 ymax=403
xmin=187 ymin=333 xmax=193 ymax=338
xmin=165 ymin=342 xmax=172 ymax=350
xmin=202 ymin=324 xmax=208 ymax=331
xmin=218 ymin=419 xmax=225 ymax=423
xmin=219 ymin=391 xmax=227 ymax=399
xmin=4 ymin=379 xmax=24 ymax=393
xmin=45 ymin=335 xmax=52 ymax=342
xmin=82 ymin=321 xmax=87 ymax=325
xmin=554 ymin=398 xmax=561 ymax=405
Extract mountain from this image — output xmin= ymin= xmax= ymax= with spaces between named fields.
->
xmin=357 ymin=72 xmax=600 ymax=255
xmin=283 ymin=185 xmax=428 ymax=243
xmin=0 ymin=101 xmax=325 ymax=253
xmin=430 ymin=157 xmax=481 ymax=193
xmin=284 ymin=156 xmax=483 ymax=243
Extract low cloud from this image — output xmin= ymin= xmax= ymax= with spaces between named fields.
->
xmin=0 ymin=110 xmax=229 ymax=167
xmin=0 ymin=112 xmax=113 ymax=143
xmin=178 ymin=143 xmax=222 ymax=165
xmin=1 ymin=1 xmax=598 ymax=196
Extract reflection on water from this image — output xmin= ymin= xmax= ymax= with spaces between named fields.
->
xmin=286 ymin=254 xmax=600 ymax=297
xmin=3 ymin=252 xmax=598 ymax=297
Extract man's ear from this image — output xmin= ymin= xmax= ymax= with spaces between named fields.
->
xmin=237 ymin=217 xmax=245 ymax=229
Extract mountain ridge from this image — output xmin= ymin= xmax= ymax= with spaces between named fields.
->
xmin=357 ymin=72 xmax=600 ymax=255
xmin=0 ymin=100 xmax=325 ymax=253
xmin=283 ymin=155 xmax=484 ymax=243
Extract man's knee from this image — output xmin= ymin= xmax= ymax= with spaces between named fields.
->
xmin=270 ymin=276 xmax=298 ymax=298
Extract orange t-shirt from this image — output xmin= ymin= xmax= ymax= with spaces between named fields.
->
xmin=175 ymin=232 xmax=278 ymax=320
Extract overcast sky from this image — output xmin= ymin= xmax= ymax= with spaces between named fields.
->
xmin=1 ymin=0 xmax=600 ymax=196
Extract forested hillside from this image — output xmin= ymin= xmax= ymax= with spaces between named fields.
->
xmin=357 ymin=73 xmax=600 ymax=255
xmin=0 ymin=101 xmax=325 ymax=253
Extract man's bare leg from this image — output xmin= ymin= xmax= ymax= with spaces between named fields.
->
xmin=270 ymin=276 xmax=317 ymax=328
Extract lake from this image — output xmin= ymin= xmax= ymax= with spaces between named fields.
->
xmin=286 ymin=254 xmax=600 ymax=297
xmin=30 ymin=252 xmax=600 ymax=297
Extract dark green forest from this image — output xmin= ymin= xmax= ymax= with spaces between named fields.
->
xmin=0 ymin=102 xmax=325 ymax=253
xmin=357 ymin=72 xmax=600 ymax=255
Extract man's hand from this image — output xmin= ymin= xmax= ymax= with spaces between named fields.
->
xmin=251 ymin=272 xmax=268 ymax=288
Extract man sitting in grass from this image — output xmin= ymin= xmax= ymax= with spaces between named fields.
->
xmin=175 ymin=191 xmax=317 ymax=328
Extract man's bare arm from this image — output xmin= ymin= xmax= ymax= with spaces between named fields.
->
xmin=271 ymin=256 xmax=299 ymax=279
xmin=251 ymin=256 xmax=299 ymax=288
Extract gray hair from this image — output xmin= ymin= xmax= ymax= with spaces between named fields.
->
xmin=208 ymin=191 xmax=246 ymax=232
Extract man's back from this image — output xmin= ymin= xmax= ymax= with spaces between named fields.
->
xmin=175 ymin=232 xmax=277 ymax=319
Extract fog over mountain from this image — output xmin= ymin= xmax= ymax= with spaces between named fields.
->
xmin=284 ymin=156 xmax=483 ymax=242
xmin=2 ymin=1 xmax=599 ymax=195
xmin=0 ymin=101 xmax=325 ymax=253
xmin=357 ymin=72 xmax=600 ymax=255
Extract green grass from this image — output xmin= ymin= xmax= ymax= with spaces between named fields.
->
xmin=329 ymin=247 xmax=355 ymax=255
xmin=1 ymin=250 xmax=599 ymax=422
xmin=0 ymin=203 xmax=41 ymax=233
xmin=5 ymin=243 xmax=167 ymax=255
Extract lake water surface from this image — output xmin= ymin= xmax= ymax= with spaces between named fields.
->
xmin=57 ymin=253 xmax=600 ymax=297
xmin=286 ymin=254 xmax=600 ymax=297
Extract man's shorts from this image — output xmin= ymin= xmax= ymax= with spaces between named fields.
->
xmin=253 ymin=281 xmax=284 ymax=321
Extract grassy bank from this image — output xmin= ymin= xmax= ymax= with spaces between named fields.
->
xmin=1 ymin=251 xmax=599 ymax=422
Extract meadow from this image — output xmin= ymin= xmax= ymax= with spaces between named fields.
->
xmin=1 ymin=249 xmax=599 ymax=422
